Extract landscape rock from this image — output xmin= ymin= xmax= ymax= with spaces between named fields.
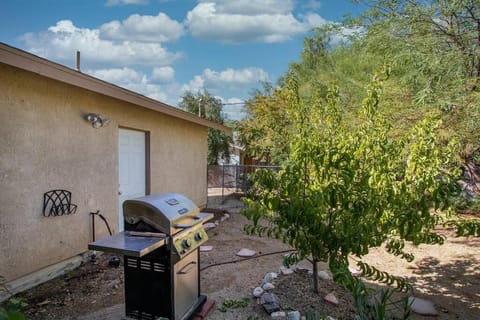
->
xmin=261 ymin=293 xmax=280 ymax=305
xmin=220 ymin=214 xmax=230 ymax=222
xmin=317 ymin=270 xmax=331 ymax=280
xmin=263 ymin=272 xmax=278 ymax=284
xmin=287 ymin=310 xmax=301 ymax=320
xmin=262 ymin=282 xmax=275 ymax=290
xmin=236 ymin=248 xmax=256 ymax=257
xmin=408 ymin=297 xmax=439 ymax=316
xmin=324 ymin=292 xmax=339 ymax=305
xmin=271 ymin=311 xmax=286 ymax=319
xmin=348 ymin=267 xmax=362 ymax=277
xmin=253 ymin=287 xmax=264 ymax=297
xmin=294 ymin=265 xmax=310 ymax=273
xmin=261 ymin=293 xmax=281 ymax=314
xmin=203 ymin=222 xmax=217 ymax=230
xmin=199 ymin=245 xmax=213 ymax=252
xmin=279 ymin=266 xmax=294 ymax=275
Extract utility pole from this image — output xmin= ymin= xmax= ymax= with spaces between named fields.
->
xmin=198 ymin=98 xmax=202 ymax=117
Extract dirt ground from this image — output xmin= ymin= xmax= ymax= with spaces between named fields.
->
xmin=9 ymin=194 xmax=480 ymax=320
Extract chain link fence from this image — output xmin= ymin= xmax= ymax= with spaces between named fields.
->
xmin=207 ymin=165 xmax=280 ymax=202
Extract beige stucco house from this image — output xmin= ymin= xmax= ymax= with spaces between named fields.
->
xmin=0 ymin=42 xmax=230 ymax=297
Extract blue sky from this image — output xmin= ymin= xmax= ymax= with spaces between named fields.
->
xmin=1 ymin=0 xmax=365 ymax=120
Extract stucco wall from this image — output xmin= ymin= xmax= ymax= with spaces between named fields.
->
xmin=0 ymin=63 xmax=208 ymax=282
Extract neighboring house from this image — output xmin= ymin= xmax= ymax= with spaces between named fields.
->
xmin=0 ymin=43 xmax=230 ymax=297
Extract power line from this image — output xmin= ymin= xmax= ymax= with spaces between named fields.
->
xmin=221 ymin=102 xmax=246 ymax=106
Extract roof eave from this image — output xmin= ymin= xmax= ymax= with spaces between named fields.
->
xmin=0 ymin=42 xmax=231 ymax=133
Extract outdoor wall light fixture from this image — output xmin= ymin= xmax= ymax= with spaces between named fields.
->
xmin=85 ymin=113 xmax=110 ymax=128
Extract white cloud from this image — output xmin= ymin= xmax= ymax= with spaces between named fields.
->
xmin=83 ymin=65 xmax=257 ymax=120
xmin=87 ymin=67 xmax=145 ymax=84
xmin=182 ymin=67 xmax=268 ymax=93
xmin=106 ymin=0 xmax=148 ymax=6
xmin=85 ymin=66 xmax=182 ymax=106
xmin=203 ymin=67 xmax=268 ymax=85
xmin=185 ymin=2 xmax=329 ymax=43
xmin=99 ymin=12 xmax=184 ymax=42
xmin=199 ymin=0 xmax=294 ymax=15
xmin=151 ymin=66 xmax=175 ymax=83
xmin=181 ymin=75 xmax=205 ymax=94
xmin=20 ymin=20 xmax=182 ymax=68
xmin=329 ymin=25 xmax=365 ymax=46
xmin=301 ymin=12 xmax=328 ymax=27
xmin=220 ymin=97 xmax=246 ymax=121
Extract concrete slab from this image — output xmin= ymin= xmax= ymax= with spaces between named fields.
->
xmin=67 ymin=299 xmax=216 ymax=320
xmin=63 ymin=304 xmax=126 ymax=320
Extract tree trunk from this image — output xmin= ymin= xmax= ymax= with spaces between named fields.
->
xmin=312 ymin=257 xmax=319 ymax=293
xmin=465 ymin=159 xmax=480 ymax=194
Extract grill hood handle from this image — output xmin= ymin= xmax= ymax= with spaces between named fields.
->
xmin=173 ymin=217 xmax=201 ymax=229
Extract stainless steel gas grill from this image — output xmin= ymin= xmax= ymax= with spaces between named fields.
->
xmin=88 ymin=193 xmax=213 ymax=320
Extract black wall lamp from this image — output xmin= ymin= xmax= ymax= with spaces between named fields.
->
xmin=85 ymin=113 xmax=110 ymax=128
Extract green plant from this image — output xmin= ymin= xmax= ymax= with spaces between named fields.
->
xmin=349 ymin=278 xmax=411 ymax=320
xmin=0 ymin=276 xmax=27 ymax=320
xmin=242 ymin=69 xmax=460 ymax=295
xmin=217 ymin=297 xmax=250 ymax=313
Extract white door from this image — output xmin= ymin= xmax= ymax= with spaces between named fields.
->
xmin=118 ymin=128 xmax=146 ymax=231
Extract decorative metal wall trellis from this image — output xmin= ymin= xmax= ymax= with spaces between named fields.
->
xmin=43 ymin=189 xmax=78 ymax=217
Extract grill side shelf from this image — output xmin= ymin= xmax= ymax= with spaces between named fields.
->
xmin=88 ymin=232 xmax=166 ymax=257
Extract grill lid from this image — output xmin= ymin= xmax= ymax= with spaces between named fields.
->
xmin=123 ymin=193 xmax=201 ymax=234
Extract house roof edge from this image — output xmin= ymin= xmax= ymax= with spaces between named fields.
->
xmin=0 ymin=42 xmax=231 ymax=133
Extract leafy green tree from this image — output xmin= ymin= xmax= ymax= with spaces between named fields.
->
xmin=243 ymin=70 xmax=460 ymax=296
xmin=237 ymin=28 xmax=381 ymax=165
xmin=353 ymin=0 xmax=480 ymax=156
xmin=179 ymin=91 xmax=232 ymax=165
xmin=236 ymin=83 xmax=293 ymax=165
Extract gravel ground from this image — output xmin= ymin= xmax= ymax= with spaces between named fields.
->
xmin=9 ymin=193 xmax=480 ymax=319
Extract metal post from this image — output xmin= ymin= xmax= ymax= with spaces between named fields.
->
xmin=221 ymin=165 xmax=225 ymax=203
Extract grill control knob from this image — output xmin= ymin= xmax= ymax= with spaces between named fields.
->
xmin=182 ymin=239 xmax=192 ymax=249
xmin=194 ymin=232 xmax=203 ymax=241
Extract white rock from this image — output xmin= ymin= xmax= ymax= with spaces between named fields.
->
xmin=199 ymin=245 xmax=213 ymax=252
xmin=220 ymin=214 xmax=229 ymax=222
xmin=236 ymin=248 xmax=256 ymax=257
xmin=326 ymin=317 xmax=336 ymax=320
xmin=287 ymin=310 xmax=301 ymax=320
xmin=203 ymin=222 xmax=216 ymax=230
xmin=349 ymin=267 xmax=362 ymax=277
xmin=262 ymin=282 xmax=275 ymax=290
xmin=317 ymin=270 xmax=331 ymax=280
xmin=294 ymin=265 xmax=310 ymax=273
xmin=279 ymin=265 xmax=294 ymax=275
xmin=271 ymin=311 xmax=286 ymax=319
xmin=408 ymin=297 xmax=439 ymax=316
xmin=253 ymin=287 xmax=264 ymax=297
xmin=324 ymin=292 xmax=339 ymax=305
xmin=263 ymin=272 xmax=278 ymax=284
